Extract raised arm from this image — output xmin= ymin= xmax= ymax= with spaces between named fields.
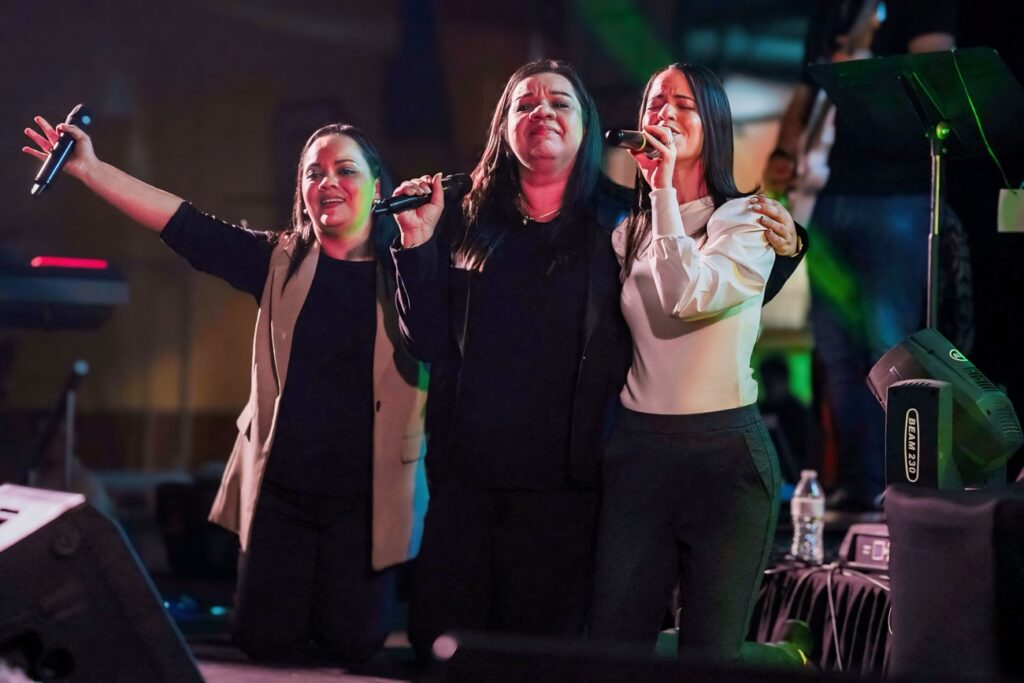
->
xmin=630 ymin=122 xmax=799 ymax=313
xmin=22 ymin=114 xmax=181 ymax=231
xmin=24 ymin=112 xmax=272 ymax=299
xmin=391 ymin=173 xmax=457 ymax=362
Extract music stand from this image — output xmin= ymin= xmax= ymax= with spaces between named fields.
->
xmin=809 ymin=47 xmax=1024 ymax=328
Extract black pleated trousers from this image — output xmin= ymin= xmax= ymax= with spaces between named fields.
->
xmin=231 ymin=481 xmax=396 ymax=664
xmin=409 ymin=478 xmax=600 ymax=657
xmin=589 ymin=405 xmax=780 ymax=662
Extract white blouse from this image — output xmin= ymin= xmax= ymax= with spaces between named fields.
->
xmin=612 ymin=189 xmax=775 ymax=415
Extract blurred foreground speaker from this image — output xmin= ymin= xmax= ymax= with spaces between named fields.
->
xmin=886 ymin=484 xmax=1024 ymax=681
xmin=437 ymin=631 xmax=859 ymax=683
xmin=0 ymin=484 xmax=202 ymax=681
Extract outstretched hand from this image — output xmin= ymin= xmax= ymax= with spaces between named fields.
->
xmin=22 ymin=114 xmax=97 ymax=179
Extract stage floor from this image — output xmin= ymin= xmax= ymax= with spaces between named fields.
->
xmin=157 ymin=580 xmax=432 ymax=681
xmin=149 ymin=506 xmax=877 ymax=681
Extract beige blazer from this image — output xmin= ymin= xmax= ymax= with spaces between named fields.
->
xmin=208 ymin=234 xmax=429 ymax=570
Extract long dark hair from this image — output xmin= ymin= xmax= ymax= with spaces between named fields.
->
xmin=456 ymin=59 xmax=602 ymax=271
xmin=284 ymin=123 xmax=397 ymax=281
xmin=623 ymin=63 xmax=751 ymax=274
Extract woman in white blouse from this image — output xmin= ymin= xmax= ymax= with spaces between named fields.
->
xmin=589 ymin=63 xmax=781 ymax=663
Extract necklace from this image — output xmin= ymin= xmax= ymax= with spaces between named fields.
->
xmin=516 ymin=194 xmax=561 ymax=225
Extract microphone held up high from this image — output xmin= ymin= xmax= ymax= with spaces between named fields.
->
xmin=372 ymin=173 xmax=472 ymax=215
xmin=31 ymin=104 xmax=93 ymax=197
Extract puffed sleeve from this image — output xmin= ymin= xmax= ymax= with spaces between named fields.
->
xmin=647 ymin=191 xmax=775 ymax=320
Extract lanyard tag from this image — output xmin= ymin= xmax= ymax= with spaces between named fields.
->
xmin=998 ymin=188 xmax=1024 ymax=233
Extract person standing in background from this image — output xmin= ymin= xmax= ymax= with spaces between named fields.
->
xmin=763 ymin=0 xmax=955 ymax=511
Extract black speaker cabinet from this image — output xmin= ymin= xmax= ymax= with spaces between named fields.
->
xmin=0 ymin=484 xmax=202 ymax=681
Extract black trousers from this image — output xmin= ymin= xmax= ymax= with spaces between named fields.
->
xmin=232 ymin=480 xmax=396 ymax=664
xmin=409 ymin=479 xmax=600 ymax=657
xmin=589 ymin=406 xmax=780 ymax=662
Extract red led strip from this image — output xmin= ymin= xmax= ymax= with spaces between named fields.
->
xmin=30 ymin=256 xmax=109 ymax=270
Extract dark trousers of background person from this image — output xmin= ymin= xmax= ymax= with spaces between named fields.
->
xmin=808 ymin=194 xmax=930 ymax=507
xmin=231 ymin=480 xmax=396 ymax=664
xmin=588 ymin=406 xmax=780 ymax=662
xmin=408 ymin=479 xmax=600 ymax=658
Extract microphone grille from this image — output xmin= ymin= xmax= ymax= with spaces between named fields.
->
xmin=604 ymin=129 xmax=625 ymax=145
xmin=443 ymin=173 xmax=472 ymax=196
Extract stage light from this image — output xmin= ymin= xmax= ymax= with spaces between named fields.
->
xmin=868 ymin=328 xmax=1023 ymax=489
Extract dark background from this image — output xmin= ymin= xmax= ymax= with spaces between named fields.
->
xmin=1 ymin=0 xmax=1022 ymax=485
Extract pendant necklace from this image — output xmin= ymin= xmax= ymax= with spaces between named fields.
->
xmin=516 ymin=195 xmax=561 ymax=225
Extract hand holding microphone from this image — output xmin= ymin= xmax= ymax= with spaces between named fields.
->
xmin=388 ymin=173 xmax=470 ymax=249
xmin=605 ymin=129 xmax=660 ymax=157
xmin=373 ymin=173 xmax=469 ymax=216
xmin=605 ymin=125 xmax=677 ymax=190
xmin=22 ymin=104 xmax=95 ymax=196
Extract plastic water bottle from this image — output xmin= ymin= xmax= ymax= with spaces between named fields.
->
xmin=791 ymin=470 xmax=825 ymax=564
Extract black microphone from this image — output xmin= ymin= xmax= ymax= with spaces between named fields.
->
xmin=31 ymin=104 xmax=93 ymax=197
xmin=604 ymin=128 xmax=660 ymax=158
xmin=372 ymin=173 xmax=471 ymax=215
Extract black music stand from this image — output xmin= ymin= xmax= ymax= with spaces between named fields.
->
xmin=809 ymin=47 xmax=1024 ymax=328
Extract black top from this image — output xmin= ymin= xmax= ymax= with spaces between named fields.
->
xmin=161 ymin=203 xmax=376 ymax=500
xmin=392 ymin=195 xmax=632 ymax=492
xmin=449 ymin=217 xmax=588 ymax=489
xmin=391 ymin=181 xmax=807 ymax=493
xmin=801 ymin=0 xmax=957 ymax=195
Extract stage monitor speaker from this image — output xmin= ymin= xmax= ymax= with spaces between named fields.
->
xmin=869 ymin=329 xmax=1021 ymax=488
xmin=0 ymin=484 xmax=202 ymax=681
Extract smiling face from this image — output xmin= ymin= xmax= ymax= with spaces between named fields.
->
xmin=642 ymin=68 xmax=704 ymax=170
xmin=504 ymin=71 xmax=584 ymax=176
xmin=300 ymin=133 xmax=380 ymax=243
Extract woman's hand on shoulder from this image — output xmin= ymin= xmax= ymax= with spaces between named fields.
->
xmin=393 ymin=172 xmax=444 ymax=249
xmin=748 ymin=195 xmax=800 ymax=257
xmin=631 ymin=125 xmax=676 ymax=191
xmin=22 ymin=113 xmax=97 ymax=180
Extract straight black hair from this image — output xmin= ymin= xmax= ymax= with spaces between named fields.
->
xmin=623 ymin=63 xmax=752 ymax=274
xmin=285 ymin=123 xmax=397 ymax=281
xmin=455 ymin=59 xmax=602 ymax=271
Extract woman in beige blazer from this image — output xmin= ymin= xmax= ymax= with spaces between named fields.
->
xmin=23 ymin=116 xmax=428 ymax=664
